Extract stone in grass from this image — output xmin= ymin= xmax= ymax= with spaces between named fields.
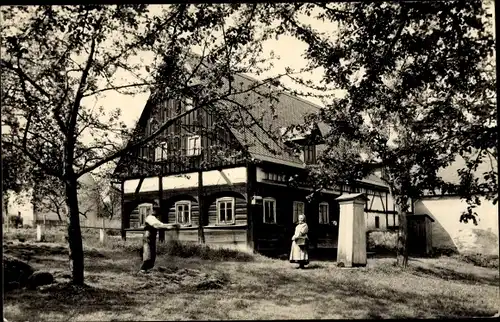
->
xmin=3 ymin=255 xmax=34 ymax=290
xmin=195 ymin=278 xmax=225 ymax=290
xmin=27 ymin=271 xmax=54 ymax=290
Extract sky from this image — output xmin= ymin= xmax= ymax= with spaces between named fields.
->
xmin=95 ymin=6 xmax=341 ymax=130
xmin=98 ymin=1 xmax=496 ymax=132
xmin=85 ymin=0 xmax=496 ymax=138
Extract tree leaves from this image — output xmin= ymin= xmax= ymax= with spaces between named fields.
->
xmin=268 ymin=1 xmax=496 ymax=208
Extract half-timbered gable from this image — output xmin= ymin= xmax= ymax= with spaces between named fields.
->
xmin=115 ymin=94 xmax=247 ymax=179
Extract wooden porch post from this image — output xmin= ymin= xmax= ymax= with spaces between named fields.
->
xmin=158 ymin=175 xmax=165 ymax=243
xmin=198 ymin=170 xmax=205 ymax=244
xmin=246 ymin=163 xmax=256 ymax=252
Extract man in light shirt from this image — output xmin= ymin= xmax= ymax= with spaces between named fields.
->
xmin=140 ymin=213 xmax=178 ymax=273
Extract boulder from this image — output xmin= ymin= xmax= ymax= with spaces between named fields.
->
xmin=3 ymin=255 xmax=34 ymax=290
xmin=27 ymin=271 xmax=54 ymax=290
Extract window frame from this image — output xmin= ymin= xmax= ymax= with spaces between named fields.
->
xmin=216 ymin=197 xmax=235 ymax=225
xmin=318 ymin=202 xmax=329 ymax=224
xmin=303 ymin=144 xmax=316 ymax=164
xmin=174 ymin=201 xmax=192 ymax=226
xmin=154 ymin=141 xmax=168 ymax=161
xmin=375 ymin=215 xmax=380 ymax=229
xmin=263 ymin=197 xmax=277 ymax=224
xmin=293 ymin=201 xmax=305 ymax=223
xmin=187 ymin=135 xmax=201 ymax=156
xmin=138 ymin=203 xmax=153 ymax=226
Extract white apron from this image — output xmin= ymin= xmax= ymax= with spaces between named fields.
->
xmin=289 ymin=223 xmax=309 ymax=263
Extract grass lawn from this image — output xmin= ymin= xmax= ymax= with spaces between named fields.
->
xmin=3 ymin=236 xmax=499 ymax=321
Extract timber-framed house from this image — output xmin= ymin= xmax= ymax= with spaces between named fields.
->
xmin=113 ymin=73 xmax=397 ymax=255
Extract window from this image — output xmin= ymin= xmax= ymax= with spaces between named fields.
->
xmin=319 ymin=202 xmax=329 ymax=224
xmin=216 ymin=197 xmax=235 ymax=225
xmin=175 ymin=201 xmax=191 ymax=226
xmin=154 ymin=142 xmax=168 ymax=161
xmin=293 ymin=201 xmax=305 ymax=223
xmin=138 ymin=203 xmax=153 ymax=226
xmin=303 ymin=145 xmax=316 ymax=164
xmin=263 ymin=198 xmax=277 ymax=223
xmin=375 ymin=216 xmax=380 ymax=229
xmin=185 ymin=97 xmax=194 ymax=111
xmin=187 ymin=135 xmax=201 ymax=156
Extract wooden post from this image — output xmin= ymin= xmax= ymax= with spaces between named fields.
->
xmin=158 ymin=176 xmax=165 ymax=243
xmin=336 ymin=193 xmax=368 ymax=268
xmin=99 ymin=228 xmax=107 ymax=244
xmin=36 ymin=224 xmax=44 ymax=242
xmin=197 ymin=170 xmax=205 ymax=244
xmin=100 ymin=217 xmax=106 ymax=244
xmin=246 ymin=163 xmax=256 ymax=252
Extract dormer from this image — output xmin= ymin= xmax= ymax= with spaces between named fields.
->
xmin=281 ymin=123 xmax=324 ymax=164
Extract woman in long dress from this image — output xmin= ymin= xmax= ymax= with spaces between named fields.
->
xmin=290 ymin=214 xmax=309 ymax=269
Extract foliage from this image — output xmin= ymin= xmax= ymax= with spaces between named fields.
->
xmin=455 ymin=252 xmax=499 ymax=269
xmin=262 ymin=1 xmax=496 ymax=266
xmin=157 ymin=240 xmax=254 ymax=262
xmin=1 ymin=140 xmax=29 ymax=195
xmin=367 ymin=230 xmax=398 ymax=253
xmin=8 ymin=214 xmax=23 ymax=227
xmin=431 ymin=247 xmax=459 ymax=257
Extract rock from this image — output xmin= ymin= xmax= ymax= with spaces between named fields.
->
xmin=195 ymin=278 xmax=225 ymax=290
xmin=27 ymin=271 xmax=54 ymax=290
xmin=3 ymin=254 xmax=34 ymax=290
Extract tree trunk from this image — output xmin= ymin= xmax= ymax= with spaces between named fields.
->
xmin=4 ymin=194 xmax=9 ymax=231
xmin=395 ymin=195 xmax=409 ymax=267
xmin=55 ymin=204 xmax=63 ymax=222
xmin=65 ymin=176 xmax=85 ymax=285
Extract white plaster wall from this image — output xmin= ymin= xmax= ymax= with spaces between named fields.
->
xmin=414 ymin=196 xmax=499 ymax=255
xmin=124 ymin=167 xmax=247 ymax=194
xmin=367 ymin=193 xmax=395 ymax=212
xmin=365 ymin=212 xmax=387 ymax=230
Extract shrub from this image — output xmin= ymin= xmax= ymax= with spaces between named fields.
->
xmin=157 ymin=241 xmax=255 ymax=262
xmin=367 ymin=230 xmax=398 ymax=253
xmin=4 ymin=228 xmax=37 ymax=242
xmin=105 ymin=229 xmax=121 ymax=236
xmin=455 ymin=252 xmax=499 ymax=269
xmin=430 ymin=247 xmax=458 ymax=257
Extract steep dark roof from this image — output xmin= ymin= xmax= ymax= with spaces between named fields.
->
xmin=227 ymin=73 xmax=324 ymax=168
xmin=225 ymin=74 xmax=389 ymax=188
